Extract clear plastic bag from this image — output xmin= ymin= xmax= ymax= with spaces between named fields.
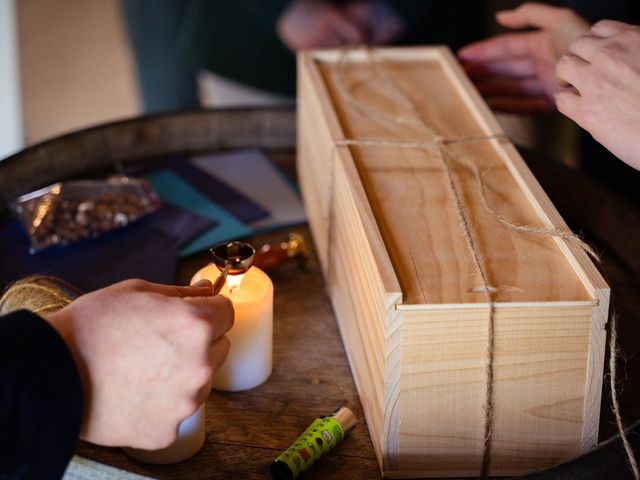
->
xmin=13 ymin=175 xmax=161 ymax=252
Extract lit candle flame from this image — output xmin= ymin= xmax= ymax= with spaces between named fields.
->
xmin=226 ymin=273 xmax=244 ymax=293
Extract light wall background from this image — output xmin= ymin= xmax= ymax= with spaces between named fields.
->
xmin=17 ymin=0 xmax=140 ymax=147
xmin=0 ymin=0 xmax=23 ymax=158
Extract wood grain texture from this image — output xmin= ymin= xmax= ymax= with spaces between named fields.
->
xmin=317 ymin=55 xmax=591 ymax=306
xmin=297 ymin=47 xmax=609 ymax=477
xmin=399 ymin=305 xmax=593 ymax=476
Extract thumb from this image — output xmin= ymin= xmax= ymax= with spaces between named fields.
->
xmin=496 ymin=3 xmax=565 ymax=30
xmin=147 ymin=279 xmax=214 ymax=298
xmin=331 ymin=11 xmax=366 ymax=44
xmin=181 ymin=279 xmax=214 ymax=297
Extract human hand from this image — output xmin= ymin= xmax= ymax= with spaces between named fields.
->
xmin=277 ymin=0 xmax=365 ymax=51
xmin=344 ymin=0 xmax=405 ymax=45
xmin=46 ymin=278 xmax=233 ymax=450
xmin=458 ymin=2 xmax=589 ymax=112
xmin=276 ymin=0 xmax=404 ymax=51
xmin=555 ymin=21 xmax=640 ymax=171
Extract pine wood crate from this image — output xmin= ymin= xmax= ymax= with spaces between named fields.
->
xmin=296 ymin=47 xmax=609 ymax=477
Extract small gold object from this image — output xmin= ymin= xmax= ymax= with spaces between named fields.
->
xmin=209 ymin=241 xmax=256 ymax=294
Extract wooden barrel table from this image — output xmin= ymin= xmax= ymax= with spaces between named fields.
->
xmin=1 ymin=108 xmax=639 ymax=479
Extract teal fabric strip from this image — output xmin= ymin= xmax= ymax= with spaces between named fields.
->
xmin=147 ymin=170 xmax=251 ymax=257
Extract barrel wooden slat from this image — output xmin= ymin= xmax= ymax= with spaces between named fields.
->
xmin=0 ymin=108 xmax=296 ymax=208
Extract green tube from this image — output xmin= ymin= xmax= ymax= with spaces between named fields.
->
xmin=270 ymin=407 xmax=355 ymax=480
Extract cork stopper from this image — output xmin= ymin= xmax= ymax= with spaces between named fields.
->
xmin=330 ymin=406 xmax=357 ymax=433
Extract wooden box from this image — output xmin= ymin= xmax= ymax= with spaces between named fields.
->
xmin=296 ymin=47 xmax=609 ymax=477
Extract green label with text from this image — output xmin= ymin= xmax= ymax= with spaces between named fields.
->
xmin=274 ymin=417 xmax=344 ymax=479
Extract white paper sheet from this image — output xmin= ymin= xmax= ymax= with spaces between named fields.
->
xmin=191 ymin=149 xmax=306 ymax=232
xmin=64 ymin=456 xmax=154 ymax=480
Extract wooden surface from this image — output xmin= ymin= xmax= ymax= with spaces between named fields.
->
xmin=297 ymin=47 xmax=608 ymax=476
xmin=2 ymin=108 xmax=637 ymax=478
xmin=77 ymin=227 xmax=381 ymax=479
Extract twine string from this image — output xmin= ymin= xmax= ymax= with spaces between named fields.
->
xmin=334 ymin=47 xmax=501 ymax=474
xmin=330 ymin=47 xmax=620 ymax=476
xmin=333 ymin=137 xmax=599 ymax=260
xmin=609 ymin=314 xmax=640 ymax=479
xmin=0 ymin=276 xmax=81 ymax=316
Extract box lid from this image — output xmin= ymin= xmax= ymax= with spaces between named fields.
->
xmin=312 ymin=48 xmax=602 ymax=306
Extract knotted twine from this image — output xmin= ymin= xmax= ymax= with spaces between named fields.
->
xmin=329 ymin=47 xmax=637 ymax=478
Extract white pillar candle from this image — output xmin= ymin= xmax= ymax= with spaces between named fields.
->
xmin=192 ymin=264 xmax=273 ymax=392
xmin=123 ymin=404 xmax=205 ymax=464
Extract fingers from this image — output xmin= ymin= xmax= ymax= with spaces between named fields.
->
xmin=192 ymin=337 xmax=227 ymax=404
xmin=191 ymin=279 xmax=212 ymax=288
xmin=185 ymin=295 xmax=234 ymax=342
xmin=343 ymin=1 xmax=371 ymax=31
xmin=209 ymin=335 xmax=231 ymax=373
xmin=556 ymin=54 xmax=590 ymax=90
xmin=120 ymin=278 xmax=214 ymax=298
xmin=277 ymin=0 xmax=365 ymax=51
xmin=591 ymin=19 xmax=632 ymax=38
xmin=345 ymin=0 xmax=404 ymax=45
xmin=154 ymin=282 xmax=214 ymax=298
xmin=329 ymin=10 xmax=365 ymax=45
xmin=496 ymin=3 xmax=569 ymax=30
xmin=459 ymin=32 xmax=534 ymax=63
xmin=567 ymin=35 xmax=600 ymax=62
xmin=555 ymin=88 xmax=582 ymax=123
xmin=190 ymin=333 xmax=230 ymax=405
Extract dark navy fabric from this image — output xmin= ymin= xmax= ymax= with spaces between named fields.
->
xmin=0 ymin=205 xmax=215 ymax=292
xmin=0 ymin=310 xmax=83 ymax=479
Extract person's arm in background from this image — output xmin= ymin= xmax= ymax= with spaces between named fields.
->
xmin=458 ymin=2 xmax=589 ymax=112
xmin=0 ymin=279 xmax=233 ymax=477
xmin=276 ymin=0 xmax=411 ymax=52
xmin=179 ymin=0 xmax=296 ymax=96
xmin=276 ymin=0 xmax=367 ymax=51
xmin=120 ymin=0 xmax=200 ymax=114
xmin=555 ymin=20 xmax=640 ymax=171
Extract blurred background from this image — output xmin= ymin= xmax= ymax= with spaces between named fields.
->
xmin=1 ymin=0 xmax=538 ymax=150
xmin=2 ymin=0 xmax=638 ymax=194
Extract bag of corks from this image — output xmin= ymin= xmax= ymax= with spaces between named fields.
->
xmin=12 ymin=175 xmax=161 ymax=253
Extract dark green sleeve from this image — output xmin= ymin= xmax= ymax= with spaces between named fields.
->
xmin=179 ymin=0 xmax=296 ymax=95
xmin=179 ymin=0 xmax=487 ymax=95
xmin=388 ymin=0 xmax=436 ymax=32
xmin=389 ymin=0 xmax=487 ymax=49
xmin=225 ymin=0 xmax=291 ymax=31
xmin=0 ymin=310 xmax=84 ymax=479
